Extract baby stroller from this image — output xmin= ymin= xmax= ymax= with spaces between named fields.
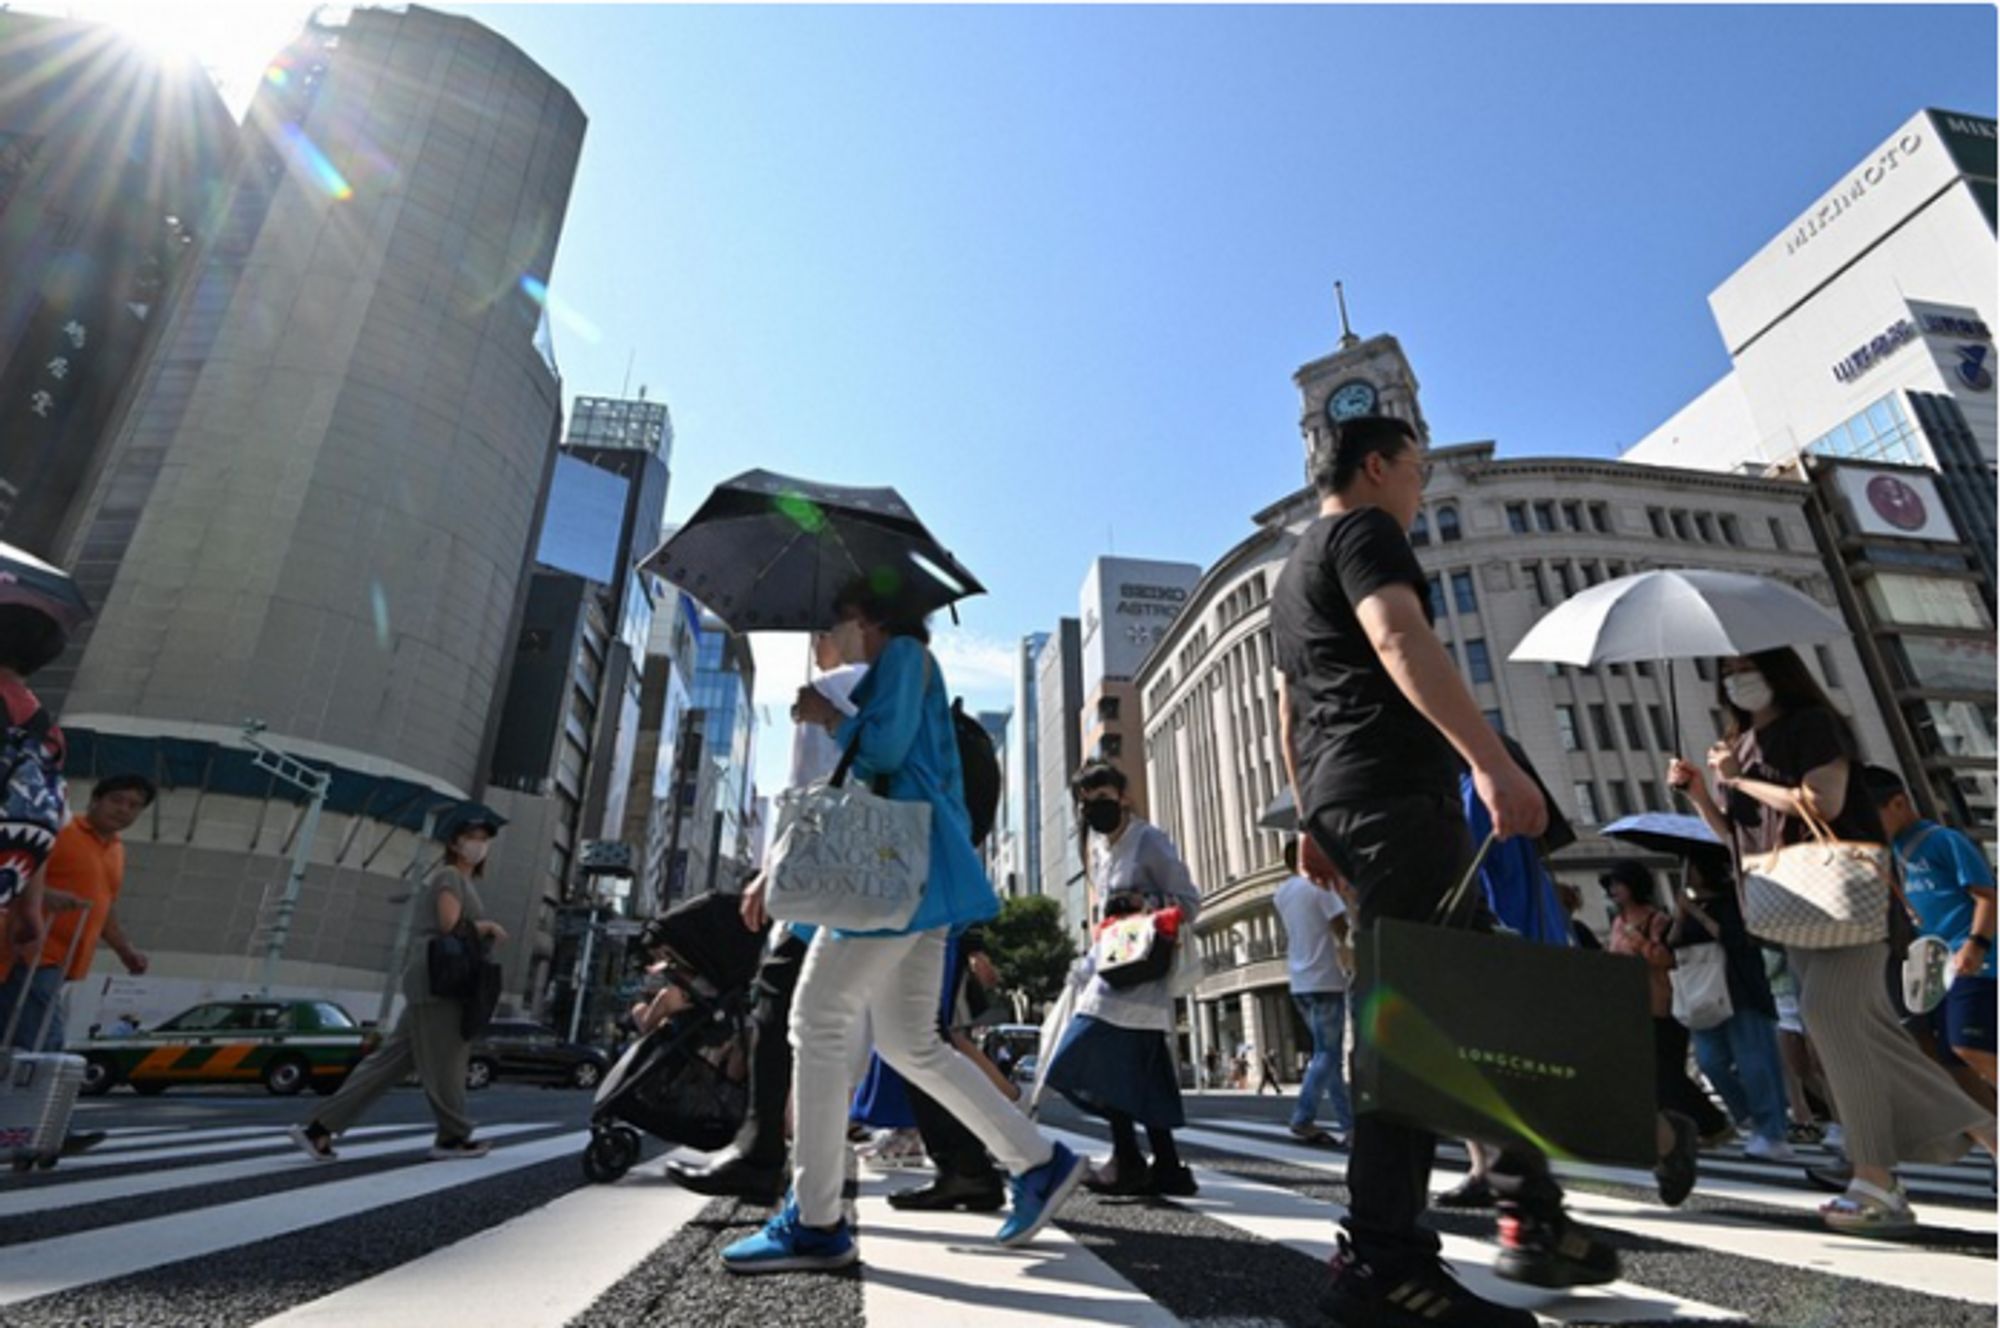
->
xmin=581 ymin=890 xmax=768 ymax=1183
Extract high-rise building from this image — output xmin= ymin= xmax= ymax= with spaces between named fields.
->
xmin=1624 ymin=109 xmax=1996 ymax=596
xmin=1137 ymin=320 xmax=1899 ymax=1085
xmin=1078 ymin=556 xmax=1200 ymax=821
xmin=1033 ymin=618 xmax=1086 ymax=940
xmin=1007 ymin=631 xmax=1048 ymax=897
xmin=49 ymin=7 xmax=585 ymax=1022
xmin=624 ymin=586 xmax=701 ymax=915
xmin=974 ymin=708 xmax=1012 ymax=890
xmin=664 ymin=617 xmax=757 ymax=900
xmin=0 ymin=14 xmax=238 ymax=559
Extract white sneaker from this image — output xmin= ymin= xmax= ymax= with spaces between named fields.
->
xmin=1744 ymin=1134 xmax=1797 ymax=1163
xmin=1822 ymin=1123 xmax=1846 ymax=1154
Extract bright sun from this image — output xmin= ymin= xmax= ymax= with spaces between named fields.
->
xmin=49 ymin=0 xmax=326 ymax=116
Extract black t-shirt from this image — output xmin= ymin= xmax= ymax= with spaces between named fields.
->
xmin=1724 ymin=706 xmax=1886 ymax=855
xmin=1272 ymin=506 xmax=1459 ymax=808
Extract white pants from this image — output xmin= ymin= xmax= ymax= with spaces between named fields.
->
xmin=789 ymin=927 xmax=1052 ymax=1228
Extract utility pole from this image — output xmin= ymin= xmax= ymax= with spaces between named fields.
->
xmin=244 ymin=721 xmax=334 ymax=998
xmin=376 ymin=807 xmax=445 ymax=1026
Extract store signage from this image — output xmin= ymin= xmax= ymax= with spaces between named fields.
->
xmin=1834 ymin=467 xmax=1957 ymax=542
xmin=1830 ymin=319 xmax=1918 ymax=384
xmin=1957 ymin=345 xmax=1994 ymax=393
xmin=1785 ymin=130 xmax=1925 ymax=258
xmin=1921 ymin=313 xmax=1992 ymax=340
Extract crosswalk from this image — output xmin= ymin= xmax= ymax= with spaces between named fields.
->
xmin=0 ymin=1104 xmax=1991 ymax=1327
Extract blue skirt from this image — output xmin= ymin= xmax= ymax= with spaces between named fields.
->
xmin=1044 ymin=1015 xmax=1185 ymax=1130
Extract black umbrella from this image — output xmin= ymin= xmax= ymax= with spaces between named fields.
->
xmin=0 ymin=540 xmax=90 ymax=634
xmin=639 ymin=470 xmax=984 ymax=633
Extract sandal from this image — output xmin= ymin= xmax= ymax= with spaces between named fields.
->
xmin=1821 ymin=1179 xmax=1915 ymax=1236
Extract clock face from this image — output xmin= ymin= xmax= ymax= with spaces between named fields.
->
xmin=1327 ymin=379 xmax=1378 ymax=421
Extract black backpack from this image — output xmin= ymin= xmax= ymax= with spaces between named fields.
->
xmin=949 ymin=697 xmax=1001 ymax=849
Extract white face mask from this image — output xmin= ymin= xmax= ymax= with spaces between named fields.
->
xmin=455 ymin=839 xmax=491 ymax=866
xmin=1723 ymin=671 xmax=1775 ymax=713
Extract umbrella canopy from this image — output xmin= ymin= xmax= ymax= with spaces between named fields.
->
xmin=1600 ymin=812 xmax=1727 ymax=861
xmin=1508 ymin=569 xmax=1848 ymax=668
xmin=0 ymin=540 xmax=90 ymax=635
xmin=639 ymin=470 xmax=984 ymax=633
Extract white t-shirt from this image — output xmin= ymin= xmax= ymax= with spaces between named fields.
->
xmin=1273 ymin=873 xmax=1347 ymax=994
xmin=787 ymin=664 xmax=866 ymax=789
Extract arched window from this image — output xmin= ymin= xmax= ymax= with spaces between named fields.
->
xmin=1410 ymin=511 xmax=1430 ymax=547
xmin=1438 ymin=504 xmax=1462 ymax=543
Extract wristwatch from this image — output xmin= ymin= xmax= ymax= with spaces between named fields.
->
xmin=1969 ymin=935 xmax=1992 ymax=952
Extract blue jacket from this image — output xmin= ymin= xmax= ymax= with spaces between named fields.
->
xmin=831 ymin=636 xmax=998 ymax=937
xmin=1459 ymin=771 xmax=1570 ymax=946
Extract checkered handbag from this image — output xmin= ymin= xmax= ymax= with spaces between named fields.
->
xmin=1740 ymin=806 xmax=1891 ymax=950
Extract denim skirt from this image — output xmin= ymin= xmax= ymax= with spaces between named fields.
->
xmin=1044 ymin=1014 xmax=1184 ymax=1130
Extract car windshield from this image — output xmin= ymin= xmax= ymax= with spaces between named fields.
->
xmin=156 ymin=1004 xmax=243 ymax=1032
xmin=312 ymin=1003 xmax=357 ymax=1029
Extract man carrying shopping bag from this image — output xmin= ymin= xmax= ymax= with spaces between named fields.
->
xmin=1273 ymin=414 xmax=1623 ymax=1328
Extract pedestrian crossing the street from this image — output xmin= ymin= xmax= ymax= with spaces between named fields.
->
xmin=1 ymin=1109 xmax=1991 ymax=1327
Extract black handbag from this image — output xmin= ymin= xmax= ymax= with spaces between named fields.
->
xmin=1353 ymin=835 xmax=1658 ymax=1167
xmin=427 ymin=921 xmax=481 ymax=1001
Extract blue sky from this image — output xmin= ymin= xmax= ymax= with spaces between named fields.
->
xmin=37 ymin=3 xmax=2000 ymax=794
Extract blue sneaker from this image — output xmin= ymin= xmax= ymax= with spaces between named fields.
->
xmin=996 ymin=1141 xmax=1084 ymax=1247
xmin=720 ymin=1201 xmax=858 ymax=1274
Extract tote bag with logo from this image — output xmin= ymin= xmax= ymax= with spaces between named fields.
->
xmin=764 ymin=736 xmax=930 ymax=934
xmin=1741 ymin=806 xmax=1891 ymax=950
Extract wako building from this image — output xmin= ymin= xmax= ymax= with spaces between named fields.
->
xmin=1137 ymin=327 xmax=1896 ymax=1081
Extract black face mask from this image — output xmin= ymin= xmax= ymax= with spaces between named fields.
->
xmin=1082 ymin=800 xmax=1125 ymax=835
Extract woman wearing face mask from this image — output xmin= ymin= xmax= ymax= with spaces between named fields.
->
xmin=290 ymin=816 xmax=507 ymax=1162
xmin=722 ymin=584 xmax=1083 ymax=1275
xmin=1669 ymin=647 xmax=1995 ymax=1234
xmin=1042 ymin=760 xmax=1204 ymax=1197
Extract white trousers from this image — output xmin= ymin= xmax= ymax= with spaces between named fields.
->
xmin=789 ymin=927 xmax=1053 ymax=1228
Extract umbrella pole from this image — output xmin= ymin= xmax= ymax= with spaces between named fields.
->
xmin=1668 ymin=657 xmax=1681 ymax=755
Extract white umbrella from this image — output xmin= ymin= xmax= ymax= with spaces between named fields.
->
xmin=1508 ymin=568 xmax=1850 ymax=748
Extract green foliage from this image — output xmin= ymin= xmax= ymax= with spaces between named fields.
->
xmin=981 ymin=894 xmax=1077 ymax=1012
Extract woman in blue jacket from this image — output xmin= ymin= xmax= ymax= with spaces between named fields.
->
xmin=723 ymin=583 xmax=1082 ymax=1274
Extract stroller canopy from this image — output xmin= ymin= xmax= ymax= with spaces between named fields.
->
xmin=643 ymin=892 xmax=768 ymax=994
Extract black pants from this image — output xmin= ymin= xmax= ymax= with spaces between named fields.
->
xmin=1306 ymin=792 xmax=1567 ymax=1273
xmin=735 ymin=930 xmax=810 ymax=1167
xmin=907 ymin=944 xmax=1004 ymax=1186
xmin=1653 ymin=1016 xmax=1730 ymax=1137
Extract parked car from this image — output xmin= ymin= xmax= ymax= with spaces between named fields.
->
xmin=979 ymin=1023 xmax=1043 ymax=1092
xmin=81 ymin=999 xmax=379 ymax=1097
xmin=467 ymin=1019 xmax=609 ymax=1091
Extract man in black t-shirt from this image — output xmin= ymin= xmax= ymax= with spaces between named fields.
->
xmin=1272 ymin=415 xmax=1618 ymax=1328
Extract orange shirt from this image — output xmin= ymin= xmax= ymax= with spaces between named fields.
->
xmin=5 ymin=817 xmax=124 ymax=980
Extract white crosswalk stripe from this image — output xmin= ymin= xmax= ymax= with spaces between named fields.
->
xmin=0 ymin=1112 xmax=1991 ymax=1325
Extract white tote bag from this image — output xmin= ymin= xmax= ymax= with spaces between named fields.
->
xmin=1668 ymin=943 xmax=1734 ymax=1031
xmin=763 ymin=754 xmax=931 ymax=934
xmin=1741 ymin=807 xmax=1891 ymax=951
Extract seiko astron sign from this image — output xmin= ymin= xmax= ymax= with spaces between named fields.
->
xmin=1710 ymin=109 xmax=1998 ymax=356
xmin=1079 ymin=556 xmax=1202 ymax=688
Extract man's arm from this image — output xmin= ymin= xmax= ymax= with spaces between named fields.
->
xmin=101 ymin=910 xmax=148 ymax=975
xmin=1354 ymin=583 xmax=1546 ymax=840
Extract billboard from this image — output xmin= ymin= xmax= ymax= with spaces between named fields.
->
xmin=1079 ymin=556 xmax=1202 ymax=689
xmin=1834 ymin=465 xmax=1959 ymax=542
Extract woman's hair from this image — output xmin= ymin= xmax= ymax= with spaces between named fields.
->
xmin=0 ymin=604 xmax=66 ymax=677
xmin=1716 ymin=647 xmax=1853 ymax=751
xmin=1069 ymin=759 xmax=1127 ymax=800
xmin=1554 ymin=881 xmax=1584 ymax=915
xmin=1599 ymin=860 xmax=1656 ymax=906
xmin=831 ymin=579 xmax=931 ymax=644
xmin=1683 ymin=853 xmax=1728 ymax=896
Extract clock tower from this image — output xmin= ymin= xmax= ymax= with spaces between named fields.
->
xmin=1293 ymin=284 xmax=1429 ymax=470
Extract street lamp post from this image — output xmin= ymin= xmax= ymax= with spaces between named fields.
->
xmin=244 ymin=721 xmax=334 ymax=999
xmin=376 ymin=807 xmax=445 ymax=1026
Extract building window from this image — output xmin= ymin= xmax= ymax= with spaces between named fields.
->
xmin=1907 ymin=699 xmax=1998 ymax=760
xmin=1694 ymin=658 xmax=1715 ymax=682
xmin=1634 ymin=658 xmax=1652 ymax=678
xmin=1768 ymin=517 xmax=1790 ymax=550
xmin=1562 ymin=501 xmax=1583 ymax=532
xmin=1506 ymin=503 xmax=1529 ymax=534
xmin=1640 ymin=779 xmax=1663 ymax=810
xmin=1099 ymin=735 xmax=1123 ymax=759
xmin=1590 ymin=703 xmax=1617 ymax=749
xmin=1648 ymin=507 xmax=1668 ymax=539
xmin=1590 ymin=503 xmax=1611 ymax=534
xmin=1525 ymin=563 xmax=1549 ymax=608
xmin=1813 ymin=645 xmax=1841 ymax=689
xmin=1451 ymin=570 xmax=1478 ymax=615
xmin=1410 ymin=511 xmax=1430 ymax=547
xmin=1438 ymin=505 xmax=1462 ymax=543
xmin=1581 ymin=560 xmax=1602 ymax=587
xmin=1465 ymin=639 xmax=1493 ymax=684
xmin=1573 ymin=782 xmax=1602 ymax=824
xmin=1862 ymin=574 xmax=1992 ymax=630
xmin=1097 ymin=695 xmax=1121 ymax=721
xmin=1648 ymin=704 xmax=1673 ymax=751
xmin=1609 ymin=781 xmax=1636 ymax=818
xmin=1556 ymin=705 xmax=1581 ymax=751
xmin=1553 ymin=562 xmax=1575 ymax=599
xmin=1670 ymin=510 xmax=1691 ymax=540
xmin=1426 ymin=574 xmax=1446 ymax=620
xmin=1719 ymin=514 xmax=1742 ymax=546
xmin=1805 ymin=393 xmax=1925 ymax=467
xmin=1695 ymin=512 xmax=1716 ymax=543
xmin=1483 ymin=708 xmax=1507 ymax=735
xmin=1621 ymin=704 xmax=1646 ymax=750
xmin=1534 ymin=501 xmax=1557 ymax=533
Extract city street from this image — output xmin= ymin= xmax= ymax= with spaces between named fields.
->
xmin=1 ymin=1084 xmax=1991 ymax=1326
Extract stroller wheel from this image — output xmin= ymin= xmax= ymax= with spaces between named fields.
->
xmin=582 ymin=1131 xmax=630 ymax=1184
xmin=611 ymin=1127 xmax=643 ymax=1166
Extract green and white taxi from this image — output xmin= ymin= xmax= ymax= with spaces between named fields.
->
xmin=81 ymin=999 xmax=380 ymax=1097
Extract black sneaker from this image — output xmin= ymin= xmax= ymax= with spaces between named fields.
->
xmin=1320 ymin=1236 xmax=1536 ymax=1328
xmin=1655 ymin=1111 xmax=1698 ymax=1207
xmin=1493 ymin=1210 xmax=1620 ymax=1289
xmin=1145 ymin=1161 xmax=1199 ymax=1198
xmin=59 ymin=1130 xmax=108 ymax=1157
xmin=1433 ymin=1175 xmax=1496 ymax=1209
xmin=1082 ymin=1158 xmax=1150 ymax=1196
xmin=888 ymin=1172 xmax=1006 ymax=1212
xmin=429 ymin=1137 xmax=493 ymax=1160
